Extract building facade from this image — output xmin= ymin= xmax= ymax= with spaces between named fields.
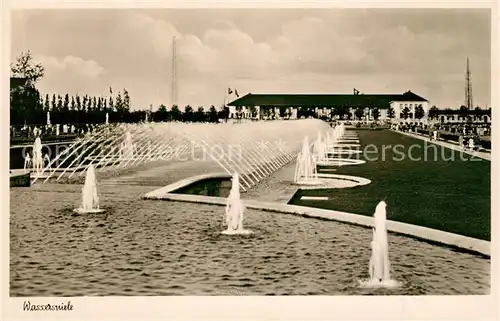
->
xmin=429 ymin=109 xmax=491 ymax=124
xmin=228 ymin=90 xmax=429 ymax=123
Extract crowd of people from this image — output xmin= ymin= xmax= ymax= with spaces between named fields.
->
xmin=392 ymin=122 xmax=491 ymax=151
xmin=10 ymin=123 xmax=100 ymax=141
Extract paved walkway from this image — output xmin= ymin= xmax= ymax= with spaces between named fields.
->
xmin=396 ymin=130 xmax=491 ymax=161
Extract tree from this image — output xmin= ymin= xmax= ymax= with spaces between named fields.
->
xmin=195 ymin=106 xmax=205 ymax=122
xmin=170 ymin=105 xmax=181 ymax=121
xmin=388 ymin=106 xmax=395 ymax=119
xmin=97 ymin=97 xmax=102 ymax=111
xmin=57 ymin=95 xmax=63 ymax=112
xmin=184 ymin=105 xmax=194 ymax=121
xmin=82 ymin=95 xmax=88 ymax=112
xmin=44 ymin=94 xmax=50 ymax=112
xmin=92 ymin=97 xmax=97 ymax=111
xmin=402 ymin=106 xmax=410 ymax=120
xmin=428 ymin=105 xmax=439 ymax=119
xmin=330 ymin=106 xmax=345 ymax=119
xmin=372 ymin=108 xmax=380 ymax=120
xmin=123 ymin=89 xmax=131 ymax=111
xmin=246 ymin=105 xmax=256 ymax=118
xmin=208 ymin=105 xmax=218 ymax=122
xmin=115 ymin=91 xmax=123 ymax=112
xmin=63 ymin=93 xmax=70 ymax=112
xmin=156 ymin=104 xmax=168 ymax=121
xmin=76 ymin=94 xmax=82 ymax=111
xmin=70 ymin=96 xmax=76 ymax=111
xmin=11 ymin=50 xmax=44 ymax=86
xmin=220 ymin=106 xmax=230 ymax=121
xmin=354 ymin=107 xmax=364 ymax=120
xmin=279 ymin=106 xmax=287 ymax=118
xmin=235 ymin=106 xmax=243 ymax=119
xmin=87 ymin=96 xmax=93 ymax=111
xmin=103 ymin=98 xmax=107 ymax=111
xmin=414 ymin=105 xmax=425 ymax=120
xmin=108 ymin=96 xmax=114 ymax=112
xmin=10 ymin=51 xmax=45 ymax=124
xmin=459 ymin=104 xmax=470 ymax=122
xmin=51 ymin=94 xmax=57 ymax=111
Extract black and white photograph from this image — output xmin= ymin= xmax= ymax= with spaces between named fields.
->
xmin=2 ymin=1 xmax=498 ymax=320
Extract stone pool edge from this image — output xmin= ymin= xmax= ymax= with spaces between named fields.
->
xmin=143 ymin=173 xmax=490 ymax=257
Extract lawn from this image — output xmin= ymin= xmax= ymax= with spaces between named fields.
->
xmin=289 ymin=129 xmax=491 ymax=241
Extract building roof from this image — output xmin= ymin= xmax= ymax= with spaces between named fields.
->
xmin=228 ymin=90 xmax=428 ymax=107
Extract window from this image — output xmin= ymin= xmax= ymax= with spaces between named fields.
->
xmin=399 ymin=103 xmax=403 ymax=108
xmin=405 ymin=104 xmax=408 ymax=108
xmin=410 ymin=104 xmax=413 ymax=108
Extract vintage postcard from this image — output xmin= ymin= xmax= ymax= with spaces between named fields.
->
xmin=2 ymin=0 xmax=498 ymax=320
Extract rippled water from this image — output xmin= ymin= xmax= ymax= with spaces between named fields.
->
xmin=10 ymin=183 xmax=489 ymax=296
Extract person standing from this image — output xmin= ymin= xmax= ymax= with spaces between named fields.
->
xmin=468 ymin=137 xmax=475 ymax=150
xmin=458 ymin=135 xmax=464 ymax=151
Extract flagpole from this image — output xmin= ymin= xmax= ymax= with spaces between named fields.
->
xmin=223 ymin=88 xmax=228 ymax=122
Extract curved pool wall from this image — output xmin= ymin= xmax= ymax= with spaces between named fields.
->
xmin=144 ymin=173 xmax=490 ymax=257
xmin=317 ymin=159 xmax=366 ymax=166
xmin=292 ymin=173 xmax=371 ymax=189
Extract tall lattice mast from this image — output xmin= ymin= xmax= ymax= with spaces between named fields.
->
xmin=171 ymin=36 xmax=178 ymax=106
xmin=465 ymin=57 xmax=473 ymax=110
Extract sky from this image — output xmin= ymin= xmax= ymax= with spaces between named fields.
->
xmin=10 ymin=8 xmax=491 ymax=111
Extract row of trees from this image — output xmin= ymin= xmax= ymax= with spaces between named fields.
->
xmin=153 ymin=104 xmax=229 ymax=122
xmin=10 ymin=50 xmax=233 ymax=126
xmin=12 ymin=103 xmax=232 ymax=126
xmin=40 ymin=90 xmax=130 ymax=113
xmin=10 ymin=51 xmax=136 ymax=125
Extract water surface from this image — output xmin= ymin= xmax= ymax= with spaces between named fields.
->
xmin=10 ymin=184 xmax=489 ymax=296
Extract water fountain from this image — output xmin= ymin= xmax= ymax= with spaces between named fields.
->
xmin=46 ymin=111 xmax=51 ymax=126
xmin=359 ymin=201 xmax=400 ymax=288
xmin=325 ymin=130 xmax=338 ymax=147
xmin=24 ymin=153 xmax=31 ymax=172
xmin=31 ymin=137 xmax=47 ymax=178
xmin=294 ymin=136 xmax=320 ymax=185
xmin=74 ymin=164 xmax=105 ymax=214
xmin=120 ymin=131 xmax=135 ymax=160
xmin=313 ymin=132 xmax=328 ymax=163
xmin=221 ymin=172 xmax=251 ymax=235
xmin=105 ymin=113 xmax=109 ymax=125
xmin=36 ymin=119 xmax=334 ymax=187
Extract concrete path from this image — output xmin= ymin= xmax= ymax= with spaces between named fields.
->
xmin=396 ymin=130 xmax=491 ymax=161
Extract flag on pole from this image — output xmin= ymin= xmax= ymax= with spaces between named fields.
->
xmin=353 ymin=88 xmax=360 ymax=95
xmin=235 ymin=89 xmax=239 ymax=98
xmin=228 ymin=88 xmax=233 ymax=95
